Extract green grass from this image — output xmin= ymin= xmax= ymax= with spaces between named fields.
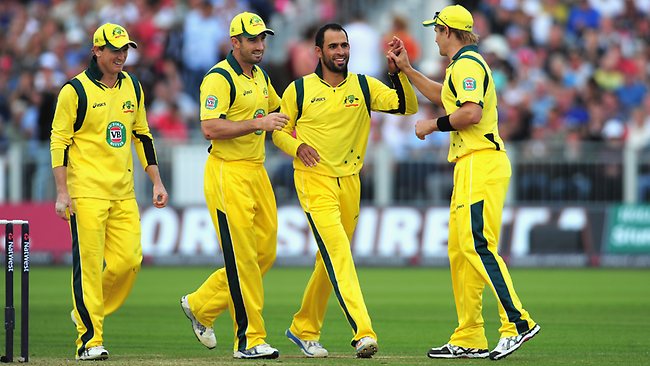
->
xmin=1 ymin=267 xmax=649 ymax=365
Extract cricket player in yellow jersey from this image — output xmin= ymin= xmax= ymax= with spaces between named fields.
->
xmin=179 ymin=12 xmax=287 ymax=359
xmin=50 ymin=23 xmax=169 ymax=361
xmin=388 ymin=5 xmax=540 ymax=360
xmin=273 ymin=23 xmax=417 ymax=358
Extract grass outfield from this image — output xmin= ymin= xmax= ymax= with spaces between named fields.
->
xmin=1 ymin=266 xmax=649 ymax=365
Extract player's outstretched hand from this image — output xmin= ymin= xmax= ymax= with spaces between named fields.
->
xmin=152 ymin=184 xmax=169 ymax=208
xmin=297 ymin=143 xmax=320 ymax=167
xmin=387 ymin=37 xmax=411 ymax=73
xmin=258 ymin=112 xmax=289 ymax=132
xmin=386 ymin=36 xmax=405 ymax=74
xmin=415 ymin=119 xmax=436 ymax=140
xmin=387 ymin=36 xmax=404 ymax=55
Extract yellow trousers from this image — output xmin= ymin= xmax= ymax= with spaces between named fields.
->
xmin=448 ymin=150 xmax=536 ymax=349
xmin=70 ymin=198 xmax=142 ymax=358
xmin=188 ymin=156 xmax=277 ymax=352
xmin=288 ymin=170 xmax=376 ymax=347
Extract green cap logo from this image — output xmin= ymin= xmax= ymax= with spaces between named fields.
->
xmin=106 ymin=121 xmax=127 ymax=148
xmin=113 ymin=27 xmax=125 ymax=38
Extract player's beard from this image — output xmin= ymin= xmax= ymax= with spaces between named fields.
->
xmin=241 ymin=50 xmax=264 ymax=65
xmin=322 ymin=56 xmax=348 ymax=75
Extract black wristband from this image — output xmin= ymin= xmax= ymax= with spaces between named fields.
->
xmin=436 ymin=115 xmax=455 ymax=132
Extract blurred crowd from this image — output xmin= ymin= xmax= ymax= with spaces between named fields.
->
xmin=0 ymin=0 xmax=649 ymax=202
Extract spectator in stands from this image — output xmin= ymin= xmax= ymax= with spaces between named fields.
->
xmin=181 ymin=0 xmax=227 ymax=100
xmin=382 ymin=14 xmax=420 ymax=67
xmin=567 ymin=0 xmax=601 ymax=36
xmin=288 ymin=24 xmax=318 ymax=78
xmin=344 ymin=12 xmax=382 ymax=78
xmin=149 ymin=101 xmax=188 ymax=143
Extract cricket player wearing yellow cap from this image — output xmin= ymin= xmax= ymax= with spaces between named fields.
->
xmin=179 ymin=12 xmax=287 ymax=359
xmin=388 ymin=4 xmax=540 ymax=361
xmin=51 ymin=23 xmax=169 ymax=360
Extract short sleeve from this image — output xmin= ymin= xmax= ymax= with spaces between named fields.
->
xmin=200 ymin=73 xmax=232 ymax=121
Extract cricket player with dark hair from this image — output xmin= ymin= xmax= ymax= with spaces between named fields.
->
xmin=388 ymin=4 xmax=540 ymax=360
xmin=51 ymin=23 xmax=169 ymax=361
xmin=272 ymin=23 xmax=417 ymax=358
xmin=179 ymin=12 xmax=287 ymax=359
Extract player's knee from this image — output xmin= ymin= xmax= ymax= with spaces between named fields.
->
xmin=259 ymin=250 xmax=277 ymax=274
xmin=106 ymin=254 xmax=142 ymax=276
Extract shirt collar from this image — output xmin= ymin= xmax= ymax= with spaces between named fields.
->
xmin=451 ymin=44 xmax=479 ymax=61
xmin=314 ymin=62 xmax=348 ymax=86
xmin=226 ymin=51 xmax=258 ymax=77
xmin=84 ymin=56 xmax=125 ymax=88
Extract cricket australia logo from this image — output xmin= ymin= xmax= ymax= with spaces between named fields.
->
xmin=250 ymin=15 xmax=264 ymax=28
xmin=113 ymin=26 xmax=126 ymax=39
xmin=122 ymin=100 xmax=135 ymax=113
xmin=253 ymin=109 xmax=265 ymax=135
xmin=463 ymin=77 xmax=477 ymax=91
xmin=344 ymin=94 xmax=359 ymax=107
xmin=263 ymin=86 xmax=268 ymax=98
xmin=106 ymin=121 xmax=127 ymax=148
xmin=205 ymin=95 xmax=217 ymax=110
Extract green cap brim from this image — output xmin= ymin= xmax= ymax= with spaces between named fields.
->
xmin=422 ymin=19 xmax=437 ymax=27
xmin=241 ymin=29 xmax=275 ymax=38
xmin=105 ymin=41 xmax=138 ymax=50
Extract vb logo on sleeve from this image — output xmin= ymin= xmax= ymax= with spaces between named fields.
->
xmin=463 ymin=77 xmax=477 ymax=91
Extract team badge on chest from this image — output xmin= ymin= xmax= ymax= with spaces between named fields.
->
xmin=106 ymin=121 xmax=127 ymax=148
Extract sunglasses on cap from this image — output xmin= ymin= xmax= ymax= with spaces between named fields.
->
xmin=433 ymin=12 xmax=451 ymax=29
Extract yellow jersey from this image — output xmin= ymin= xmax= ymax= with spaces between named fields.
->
xmin=441 ymin=45 xmax=505 ymax=162
xmin=50 ymin=57 xmax=157 ymax=200
xmin=273 ymin=65 xmax=417 ymax=177
xmin=200 ymin=52 xmax=281 ymax=163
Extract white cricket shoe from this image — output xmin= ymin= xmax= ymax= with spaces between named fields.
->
xmin=489 ymin=324 xmax=541 ymax=360
xmin=427 ymin=343 xmax=489 ymax=358
xmin=76 ymin=345 xmax=109 ymax=361
xmin=285 ymin=329 xmax=328 ymax=358
xmin=355 ymin=336 xmax=378 ymax=358
xmin=180 ymin=295 xmax=216 ymax=349
xmin=233 ymin=343 xmax=280 ymax=359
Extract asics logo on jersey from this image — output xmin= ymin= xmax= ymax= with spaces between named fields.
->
xmin=243 ymin=90 xmax=253 ymax=96
xmin=311 ymin=97 xmax=326 ymax=103
xmin=93 ymin=102 xmax=106 ymax=108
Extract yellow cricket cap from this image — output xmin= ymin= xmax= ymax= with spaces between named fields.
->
xmin=422 ymin=5 xmax=473 ymax=32
xmin=93 ymin=23 xmax=138 ymax=50
xmin=229 ymin=12 xmax=275 ymax=38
